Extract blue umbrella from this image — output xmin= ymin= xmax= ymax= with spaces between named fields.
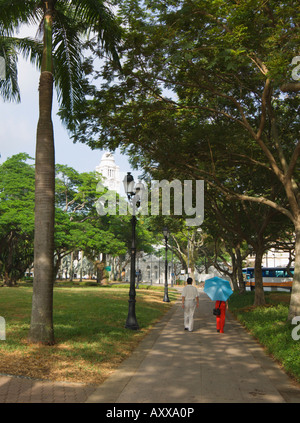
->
xmin=204 ymin=276 xmax=233 ymax=302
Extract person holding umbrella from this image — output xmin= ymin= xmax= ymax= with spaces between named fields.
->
xmin=204 ymin=276 xmax=233 ymax=334
xmin=214 ymin=300 xmax=228 ymax=333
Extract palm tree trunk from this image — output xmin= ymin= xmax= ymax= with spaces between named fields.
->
xmin=29 ymin=70 xmax=55 ymax=345
xmin=29 ymin=2 xmax=55 ymax=345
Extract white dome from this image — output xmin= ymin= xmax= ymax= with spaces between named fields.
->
xmin=95 ymin=151 xmax=120 ymax=193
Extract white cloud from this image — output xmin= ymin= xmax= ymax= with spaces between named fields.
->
xmin=18 ymin=59 xmax=40 ymax=97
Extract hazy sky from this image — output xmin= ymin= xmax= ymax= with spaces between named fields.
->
xmin=0 ymin=25 xmax=139 ymax=181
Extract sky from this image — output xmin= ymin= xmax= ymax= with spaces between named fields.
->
xmin=0 ymin=25 xmax=140 ymax=183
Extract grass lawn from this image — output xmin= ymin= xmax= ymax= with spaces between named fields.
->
xmin=228 ymin=291 xmax=300 ymax=383
xmin=0 ymin=284 xmax=178 ymax=385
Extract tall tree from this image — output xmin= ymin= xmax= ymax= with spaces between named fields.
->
xmin=0 ymin=154 xmax=35 ymax=285
xmin=1 ymin=0 xmax=121 ymax=344
xmin=72 ymin=0 xmax=300 ymax=318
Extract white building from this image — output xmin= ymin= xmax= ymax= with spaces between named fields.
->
xmin=245 ymin=248 xmax=294 ymax=268
xmin=95 ymin=151 xmax=121 ymax=193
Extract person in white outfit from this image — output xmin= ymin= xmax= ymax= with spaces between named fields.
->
xmin=181 ymin=277 xmax=199 ymax=332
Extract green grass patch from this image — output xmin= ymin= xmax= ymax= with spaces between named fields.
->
xmin=0 ymin=285 xmax=178 ymax=384
xmin=229 ymin=291 xmax=300 ymax=383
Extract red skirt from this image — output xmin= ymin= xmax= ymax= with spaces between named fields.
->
xmin=215 ymin=301 xmax=226 ymax=333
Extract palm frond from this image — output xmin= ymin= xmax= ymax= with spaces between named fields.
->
xmin=0 ymin=35 xmax=42 ymax=102
xmin=0 ymin=36 xmax=20 ymax=102
xmin=53 ymin=0 xmax=121 ymax=128
xmin=69 ymin=0 xmax=122 ymax=66
xmin=0 ymin=0 xmax=42 ymax=36
xmin=51 ymin=7 xmax=86 ymax=125
xmin=0 ymin=1 xmax=43 ymax=101
xmin=14 ymin=36 xmax=43 ymax=68
xmin=0 ymin=0 xmax=122 ymax=121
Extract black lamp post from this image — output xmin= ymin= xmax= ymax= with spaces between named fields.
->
xmin=123 ymin=172 xmax=141 ymax=330
xmin=162 ymin=226 xmax=170 ymax=302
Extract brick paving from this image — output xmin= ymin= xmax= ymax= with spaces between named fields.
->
xmin=0 ymin=374 xmax=97 ymax=403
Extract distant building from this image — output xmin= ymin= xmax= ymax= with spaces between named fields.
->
xmin=245 ymin=248 xmax=294 ymax=268
xmin=95 ymin=151 xmax=121 ymax=193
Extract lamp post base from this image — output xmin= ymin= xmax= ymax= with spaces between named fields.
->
xmin=125 ymin=299 xmax=139 ymax=330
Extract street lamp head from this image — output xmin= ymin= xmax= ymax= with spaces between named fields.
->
xmin=123 ymin=172 xmax=135 ymax=198
xmin=163 ymin=226 xmax=169 ymax=239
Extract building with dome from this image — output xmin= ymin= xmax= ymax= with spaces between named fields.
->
xmin=95 ymin=151 xmax=121 ymax=193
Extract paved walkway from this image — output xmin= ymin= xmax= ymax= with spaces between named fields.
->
xmin=0 ymin=374 xmax=96 ymax=403
xmin=1 ymin=290 xmax=300 ymax=403
xmin=86 ymin=290 xmax=300 ymax=403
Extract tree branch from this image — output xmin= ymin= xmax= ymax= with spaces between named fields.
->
xmin=280 ymin=82 xmax=300 ymax=92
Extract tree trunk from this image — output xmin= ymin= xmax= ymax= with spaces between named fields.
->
xmin=230 ymin=251 xmax=239 ymax=292
xmin=254 ymin=244 xmax=265 ymax=306
xmin=28 ymin=3 xmax=55 ymax=345
xmin=236 ymin=246 xmax=245 ymax=293
xmin=288 ymin=224 xmax=300 ymax=320
xmin=69 ymin=251 xmax=74 ymax=281
xmin=80 ymin=251 xmax=83 ymax=282
xmin=29 ymin=71 xmax=55 ymax=345
xmin=54 ymin=253 xmax=61 ymax=282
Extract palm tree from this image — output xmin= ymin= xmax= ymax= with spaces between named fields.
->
xmin=0 ymin=0 xmax=121 ymax=344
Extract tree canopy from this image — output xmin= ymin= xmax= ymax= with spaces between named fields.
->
xmin=70 ymin=0 xmax=300 ymax=313
xmin=0 ymin=153 xmax=35 ymax=285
